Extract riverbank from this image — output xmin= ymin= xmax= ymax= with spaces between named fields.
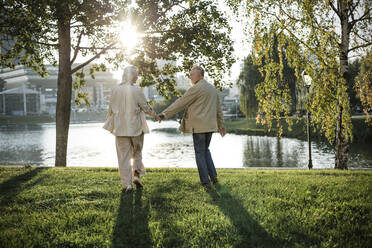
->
xmin=0 ymin=112 xmax=106 ymax=124
xmin=0 ymin=114 xmax=55 ymax=124
xmin=1 ymin=167 xmax=370 ymax=247
xmin=225 ymin=116 xmax=372 ymax=143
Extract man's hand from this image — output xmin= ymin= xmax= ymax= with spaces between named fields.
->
xmin=219 ymin=127 xmax=226 ymax=137
xmin=157 ymin=114 xmax=165 ymax=123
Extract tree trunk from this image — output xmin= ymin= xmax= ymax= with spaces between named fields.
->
xmin=335 ymin=0 xmax=350 ymax=170
xmin=55 ymin=9 xmax=72 ymax=167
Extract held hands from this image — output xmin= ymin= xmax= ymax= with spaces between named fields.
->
xmin=219 ymin=127 xmax=226 ymax=137
xmin=156 ymin=113 xmax=165 ymax=123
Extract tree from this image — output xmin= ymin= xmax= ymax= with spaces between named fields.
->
xmin=230 ymin=0 xmax=372 ymax=169
xmin=348 ymin=59 xmax=362 ymax=112
xmin=238 ymin=34 xmax=297 ymax=119
xmin=238 ymin=55 xmax=261 ymax=118
xmin=1 ymin=0 xmax=235 ymax=166
xmin=355 ymin=49 xmax=372 ymax=118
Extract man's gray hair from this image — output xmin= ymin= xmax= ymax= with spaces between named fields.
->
xmin=122 ymin=66 xmax=138 ymax=84
xmin=192 ymin=65 xmax=204 ymax=77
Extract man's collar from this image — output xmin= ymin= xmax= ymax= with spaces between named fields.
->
xmin=194 ymin=78 xmax=204 ymax=85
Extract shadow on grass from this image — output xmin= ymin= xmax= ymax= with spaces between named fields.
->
xmin=0 ymin=167 xmax=46 ymax=209
xmin=111 ymin=189 xmax=152 ymax=248
xmin=207 ymin=182 xmax=285 ymax=248
xmin=146 ymin=178 xmax=284 ymax=247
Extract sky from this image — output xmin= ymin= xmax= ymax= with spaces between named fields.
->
xmin=217 ymin=1 xmax=252 ymax=80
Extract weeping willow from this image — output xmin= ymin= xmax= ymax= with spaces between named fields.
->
xmin=234 ymin=0 xmax=372 ymax=169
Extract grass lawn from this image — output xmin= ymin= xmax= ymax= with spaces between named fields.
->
xmin=0 ymin=167 xmax=371 ymax=247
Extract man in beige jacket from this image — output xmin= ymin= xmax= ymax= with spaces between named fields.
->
xmin=104 ymin=65 xmax=158 ymax=191
xmin=159 ymin=66 xmax=226 ymax=188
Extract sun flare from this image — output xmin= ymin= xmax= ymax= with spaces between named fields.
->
xmin=119 ymin=21 xmax=139 ymax=51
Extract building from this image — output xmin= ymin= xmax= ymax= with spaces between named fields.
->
xmin=0 ymin=65 xmax=118 ymax=115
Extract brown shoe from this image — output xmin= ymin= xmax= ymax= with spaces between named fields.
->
xmin=133 ymin=176 xmax=143 ymax=188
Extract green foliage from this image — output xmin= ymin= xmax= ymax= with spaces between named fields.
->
xmin=1 ymin=167 xmax=371 ymax=247
xmin=73 ymin=63 xmax=108 ymax=106
xmin=355 ymin=50 xmax=372 ymax=121
xmin=253 ymin=30 xmax=296 ymax=136
xmin=1 ymin=0 xmax=235 ymax=97
xmin=239 ymin=37 xmax=297 ymax=121
xmin=128 ymin=0 xmax=236 ymax=96
xmin=348 ymin=59 xmax=362 ymax=111
xmin=238 ymin=56 xmax=261 ymax=118
xmin=230 ymin=0 xmax=372 ymax=150
xmin=0 ymin=0 xmax=56 ymax=76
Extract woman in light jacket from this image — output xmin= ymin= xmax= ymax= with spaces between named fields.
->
xmin=104 ymin=65 xmax=158 ymax=191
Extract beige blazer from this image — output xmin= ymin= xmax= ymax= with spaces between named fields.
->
xmin=162 ymin=79 xmax=225 ymax=133
xmin=103 ymin=83 xmax=156 ymax=136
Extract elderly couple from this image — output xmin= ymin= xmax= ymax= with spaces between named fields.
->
xmin=103 ymin=65 xmax=226 ymax=191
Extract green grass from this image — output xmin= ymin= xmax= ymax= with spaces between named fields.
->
xmin=225 ymin=117 xmax=372 ymax=143
xmin=0 ymin=167 xmax=371 ymax=247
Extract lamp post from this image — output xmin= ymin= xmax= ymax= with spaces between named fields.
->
xmin=302 ymin=71 xmax=313 ymax=169
xmin=235 ymin=97 xmax=238 ymax=119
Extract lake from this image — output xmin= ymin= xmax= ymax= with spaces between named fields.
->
xmin=0 ymin=120 xmax=371 ymax=168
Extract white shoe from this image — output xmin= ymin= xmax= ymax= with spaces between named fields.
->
xmin=133 ymin=176 xmax=143 ymax=188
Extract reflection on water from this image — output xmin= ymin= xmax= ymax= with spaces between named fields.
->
xmin=242 ymin=136 xmax=330 ymax=168
xmin=0 ymin=124 xmax=48 ymax=166
xmin=0 ymin=121 xmax=371 ymax=168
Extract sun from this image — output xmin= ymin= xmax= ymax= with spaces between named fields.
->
xmin=119 ymin=20 xmax=139 ymax=51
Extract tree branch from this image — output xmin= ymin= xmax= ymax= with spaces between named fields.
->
xmin=279 ymin=5 xmax=302 ymax=23
xmin=351 ymin=29 xmax=371 ymax=44
xmin=329 ymin=1 xmax=341 ymax=18
xmin=71 ymin=25 xmax=86 ymax=28
xmin=77 ymin=46 xmax=121 ymax=50
xmin=348 ymin=42 xmax=372 ymax=52
xmin=348 ymin=0 xmax=360 ymax=18
xmin=71 ymin=42 xmax=117 ymax=74
xmin=144 ymin=28 xmax=181 ymax=35
xmin=255 ymin=8 xmax=333 ymax=68
xmin=278 ymin=5 xmax=334 ymax=39
xmin=163 ymin=1 xmax=186 ymax=13
xmin=350 ymin=7 xmax=372 ymax=28
xmin=35 ymin=41 xmax=59 ymax=47
xmin=275 ymin=16 xmax=333 ymax=68
xmin=350 ymin=6 xmax=356 ymax=26
xmin=70 ymin=31 xmax=84 ymax=65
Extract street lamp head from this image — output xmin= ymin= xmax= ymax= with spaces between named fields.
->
xmin=301 ymin=71 xmax=312 ymax=88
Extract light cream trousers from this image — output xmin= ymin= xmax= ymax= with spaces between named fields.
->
xmin=115 ymin=134 xmax=146 ymax=188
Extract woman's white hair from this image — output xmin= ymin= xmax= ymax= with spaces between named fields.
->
xmin=121 ymin=66 xmax=138 ymax=84
xmin=192 ymin=65 xmax=204 ymax=77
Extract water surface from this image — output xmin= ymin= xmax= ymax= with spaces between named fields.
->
xmin=0 ymin=121 xmax=371 ymax=168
